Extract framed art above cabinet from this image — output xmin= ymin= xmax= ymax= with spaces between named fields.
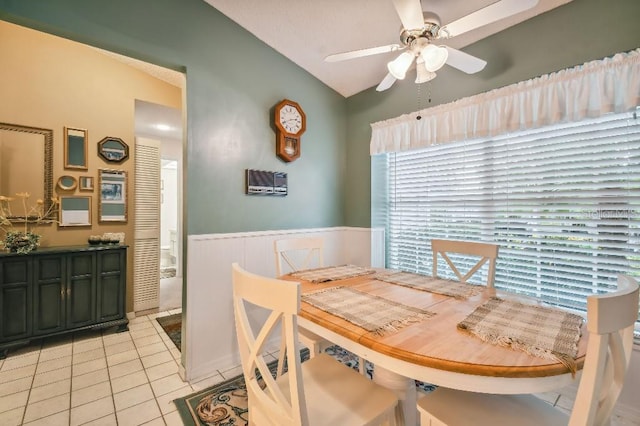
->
xmin=99 ymin=169 xmax=127 ymax=223
xmin=59 ymin=196 xmax=91 ymax=227
xmin=0 ymin=122 xmax=54 ymax=221
xmin=98 ymin=137 xmax=129 ymax=163
xmin=57 ymin=175 xmax=77 ymax=191
xmin=64 ymin=126 xmax=88 ymax=170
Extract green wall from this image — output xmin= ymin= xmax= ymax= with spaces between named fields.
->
xmin=0 ymin=0 xmax=346 ymax=234
xmin=2 ymin=0 xmax=639 ymax=233
xmin=345 ymin=0 xmax=640 ymax=227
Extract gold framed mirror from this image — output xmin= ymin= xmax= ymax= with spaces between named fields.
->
xmin=0 ymin=122 xmax=54 ymax=221
xmin=64 ymin=126 xmax=88 ymax=170
xmin=98 ymin=137 xmax=129 ymax=163
xmin=57 ymin=175 xmax=77 ymax=191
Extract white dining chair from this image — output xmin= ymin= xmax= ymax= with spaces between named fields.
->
xmin=232 ymin=263 xmax=398 ymax=426
xmin=274 ymin=238 xmax=331 ymax=360
xmin=431 ymin=239 xmax=499 ymax=288
xmin=274 ymin=237 xmax=368 ymax=375
xmin=417 ymin=274 xmax=639 ymax=426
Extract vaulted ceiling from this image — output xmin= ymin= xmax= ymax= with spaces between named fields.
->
xmin=203 ymin=0 xmax=572 ymax=97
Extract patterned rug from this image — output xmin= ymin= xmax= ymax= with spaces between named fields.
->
xmin=160 ymin=267 xmax=177 ymax=279
xmin=175 ymin=345 xmax=436 ymax=425
xmin=156 ymin=314 xmax=181 ymax=351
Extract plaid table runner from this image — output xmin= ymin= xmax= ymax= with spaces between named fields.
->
xmin=458 ymin=297 xmax=584 ymax=375
xmin=302 ymin=286 xmax=435 ymax=336
xmin=291 ymin=264 xmax=375 ymax=283
xmin=375 ymin=270 xmax=484 ymax=299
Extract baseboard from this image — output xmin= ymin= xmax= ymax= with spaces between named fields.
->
xmin=186 ymin=352 xmax=241 ymax=383
xmin=185 ymin=339 xmax=280 ymax=383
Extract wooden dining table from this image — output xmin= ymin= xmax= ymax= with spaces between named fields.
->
xmin=286 ymin=271 xmax=588 ymax=426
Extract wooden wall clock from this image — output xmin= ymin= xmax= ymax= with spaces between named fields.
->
xmin=274 ymin=99 xmax=306 ymax=162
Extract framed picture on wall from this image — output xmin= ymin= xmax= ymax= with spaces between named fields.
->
xmin=99 ymin=169 xmax=127 ymax=222
xmin=64 ymin=127 xmax=88 ymax=170
xmin=59 ymin=196 xmax=91 ymax=227
xmin=98 ymin=137 xmax=129 ymax=163
xmin=79 ymin=176 xmax=94 ymax=191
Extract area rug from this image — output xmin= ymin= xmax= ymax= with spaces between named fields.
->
xmin=160 ymin=267 xmax=177 ymax=279
xmin=156 ymin=313 xmax=181 ymax=350
xmin=175 ymin=345 xmax=436 ymax=426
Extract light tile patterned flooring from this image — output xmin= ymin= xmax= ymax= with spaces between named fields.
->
xmin=0 ymin=309 xmax=236 ymax=426
xmin=1 ymin=308 xmax=639 ymax=425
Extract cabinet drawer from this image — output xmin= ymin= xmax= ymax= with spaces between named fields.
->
xmin=1 ymin=259 xmax=30 ymax=286
xmin=69 ymin=253 xmax=94 ymax=277
xmin=36 ymin=257 xmax=63 ymax=281
xmin=100 ymin=250 xmax=123 ymax=273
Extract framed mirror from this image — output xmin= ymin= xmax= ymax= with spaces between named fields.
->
xmin=98 ymin=137 xmax=129 ymax=163
xmin=79 ymin=176 xmax=94 ymax=191
xmin=57 ymin=175 xmax=77 ymax=191
xmin=99 ymin=169 xmax=127 ymax=222
xmin=64 ymin=126 xmax=88 ymax=170
xmin=59 ymin=196 xmax=91 ymax=227
xmin=0 ymin=122 xmax=54 ymax=221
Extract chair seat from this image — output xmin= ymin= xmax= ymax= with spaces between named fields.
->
xmin=417 ymin=388 xmax=568 ymax=426
xmin=277 ymin=353 xmax=397 ymax=425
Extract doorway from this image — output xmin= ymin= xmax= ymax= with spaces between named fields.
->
xmin=134 ymin=100 xmax=183 ymax=312
xmin=160 ymin=158 xmax=181 ymax=310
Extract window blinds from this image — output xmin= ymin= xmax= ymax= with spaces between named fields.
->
xmin=373 ymin=109 xmax=640 ymax=335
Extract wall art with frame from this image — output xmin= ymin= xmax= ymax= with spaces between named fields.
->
xmin=99 ymin=169 xmax=127 ymax=222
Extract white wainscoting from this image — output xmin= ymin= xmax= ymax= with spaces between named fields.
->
xmin=184 ymin=227 xmax=385 ymax=381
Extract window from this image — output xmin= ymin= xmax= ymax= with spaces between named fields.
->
xmin=372 ymin=109 xmax=640 ymax=337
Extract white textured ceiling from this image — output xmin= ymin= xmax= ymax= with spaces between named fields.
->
xmin=204 ymin=0 xmax=571 ymax=97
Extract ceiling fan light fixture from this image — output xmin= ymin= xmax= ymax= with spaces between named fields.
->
xmin=421 ymin=44 xmax=448 ymax=72
xmin=415 ymin=60 xmax=437 ymax=84
xmin=387 ymin=51 xmax=414 ymax=80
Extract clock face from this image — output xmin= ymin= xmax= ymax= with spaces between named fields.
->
xmin=279 ymin=104 xmax=303 ymax=134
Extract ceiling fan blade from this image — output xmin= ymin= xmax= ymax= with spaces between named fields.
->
xmin=391 ymin=0 xmax=425 ymax=30
xmin=376 ymin=73 xmax=397 ymax=92
xmin=441 ymin=0 xmax=539 ymax=38
xmin=444 ymin=46 xmax=487 ymax=74
xmin=325 ymin=44 xmax=404 ymax=62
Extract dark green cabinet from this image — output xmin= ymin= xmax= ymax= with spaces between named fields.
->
xmin=0 ymin=246 xmax=128 ymax=358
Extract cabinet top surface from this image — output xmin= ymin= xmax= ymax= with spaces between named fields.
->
xmin=0 ymin=245 xmax=127 ymax=258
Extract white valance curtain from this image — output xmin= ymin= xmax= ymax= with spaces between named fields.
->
xmin=370 ymin=48 xmax=640 ymax=155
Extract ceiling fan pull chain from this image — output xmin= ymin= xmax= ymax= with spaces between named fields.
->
xmin=417 ymin=82 xmax=422 ymax=120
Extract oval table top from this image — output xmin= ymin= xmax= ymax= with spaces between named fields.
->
xmin=292 ymin=273 xmax=588 ymax=390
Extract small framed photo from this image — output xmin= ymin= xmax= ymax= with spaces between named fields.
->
xmin=79 ymin=176 xmax=94 ymax=191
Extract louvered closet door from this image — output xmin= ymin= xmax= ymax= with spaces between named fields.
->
xmin=133 ymin=137 xmax=161 ymax=311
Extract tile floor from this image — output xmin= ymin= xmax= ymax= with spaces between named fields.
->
xmin=0 ymin=309 xmax=235 ymax=426
xmin=1 ymin=308 xmax=638 ymax=425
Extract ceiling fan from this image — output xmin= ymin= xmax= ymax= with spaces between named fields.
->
xmin=325 ymin=0 xmax=539 ymax=92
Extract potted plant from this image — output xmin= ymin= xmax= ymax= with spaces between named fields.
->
xmin=0 ymin=192 xmax=59 ymax=254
